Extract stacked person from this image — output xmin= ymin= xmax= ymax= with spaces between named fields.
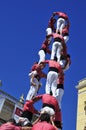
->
xmin=23 ymin=11 xmax=71 ymax=130
xmin=26 ymin=62 xmax=47 ymax=100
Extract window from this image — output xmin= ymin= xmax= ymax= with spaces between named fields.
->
xmin=84 ymin=101 xmax=86 ymax=115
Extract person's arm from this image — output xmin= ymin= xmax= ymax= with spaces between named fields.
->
xmin=50 ymin=116 xmax=58 ymax=130
xmin=21 ymin=126 xmax=32 ymax=130
xmin=30 ymin=71 xmax=37 ymax=86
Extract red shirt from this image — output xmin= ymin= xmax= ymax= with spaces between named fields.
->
xmin=31 ymin=63 xmax=47 ymax=79
xmin=62 ymin=24 xmax=69 ymax=36
xmin=44 ymin=60 xmax=62 ymax=73
xmin=32 ymin=121 xmax=56 ymax=130
xmin=42 ymin=94 xmax=59 ymax=110
xmin=0 ymin=123 xmax=21 ymax=130
xmin=41 ymin=39 xmax=51 ymax=54
xmin=23 ymin=100 xmax=38 ymax=114
xmin=48 ymin=17 xmax=56 ymax=32
xmin=57 ymin=73 xmax=64 ymax=84
xmin=42 ymin=94 xmax=62 ymax=122
xmin=52 ymin=33 xmax=64 ymax=43
xmin=54 ymin=12 xmax=68 ymax=20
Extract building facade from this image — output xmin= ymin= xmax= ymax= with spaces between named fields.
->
xmin=76 ymin=78 xmax=86 ymax=130
xmin=0 ymin=89 xmax=24 ymax=125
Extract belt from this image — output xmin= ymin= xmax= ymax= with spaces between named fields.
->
xmin=40 ymin=48 xmax=46 ymax=53
xmin=57 ymin=84 xmax=64 ymax=89
xmin=42 ymin=103 xmax=55 ymax=111
xmin=49 ymin=67 xmax=58 ymax=73
xmin=54 ymin=38 xmax=62 ymax=42
xmin=63 ymin=33 xmax=69 ymax=36
xmin=35 ymin=75 xmax=40 ymax=81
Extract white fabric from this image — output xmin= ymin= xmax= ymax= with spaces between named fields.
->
xmin=28 ymin=70 xmax=37 ymax=77
xmin=56 ymin=17 xmax=66 ymax=31
xmin=63 ymin=35 xmax=69 ymax=43
xmin=46 ymin=27 xmax=52 ymax=35
xmin=45 ymin=71 xmax=58 ymax=97
xmin=55 ymin=88 xmax=64 ymax=109
xmin=40 ymin=106 xmax=55 ymax=116
xmin=50 ymin=41 xmax=63 ymax=62
xmin=26 ymin=77 xmax=39 ymax=100
xmin=19 ymin=117 xmax=30 ymax=126
xmin=38 ymin=50 xmax=46 ymax=63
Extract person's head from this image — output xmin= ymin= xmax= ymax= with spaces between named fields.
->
xmin=7 ymin=118 xmax=16 ymax=125
xmin=39 ymin=62 xmax=46 ymax=69
xmin=39 ymin=113 xmax=51 ymax=123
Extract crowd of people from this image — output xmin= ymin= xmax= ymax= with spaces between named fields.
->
xmin=0 ymin=11 xmax=71 ymax=130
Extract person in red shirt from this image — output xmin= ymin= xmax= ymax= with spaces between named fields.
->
xmin=0 ymin=118 xmax=22 ymax=130
xmin=19 ymin=95 xmax=41 ymax=127
xmin=49 ymin=33 xmax=67 ymax=63
xmin=46 ymin=15 xmax=56 ymax=36
xmin=41 ymin=59 xmax=63 ymax=97
xmin=52 ymin=11 xmax=69 ymax=35
xmin=38 ymin=37 xmax=51 ymax=64
xmin=61 ymin=20 xmax=70 ymax=44
xmin=55 ymin=54 xmax=71 ymax=109
xmin=32 ymin=112 xmax=57 ymax=130
xmin=26 ymin=62 xmax=47 ymax=100
xmin=34 ymin=94 xmax=62 ymax=130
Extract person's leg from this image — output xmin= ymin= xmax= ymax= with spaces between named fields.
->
xmin=45 ymin=71 xmax=54 ymax=94
xmin=38 ymin=50 xmax=45 ymax=63
xmin=50 ymin=41 xmax=58 ymax=60
xmin=56 ymin=18 xmax=66 ymax=33
xmin=51 ymin=72 xmax=58 ymax=97
xmin=63 ymin=35 xmax=69 ymax=43
xmin=56 ymin=42 xmax=63 ymax=62
xmin=46 ymin=27 xmax=52 ymax=35
xmin=56 ymin=88 xmax=64 ymax=109
xmin=26 ymin=78 xmax=39 ymax=100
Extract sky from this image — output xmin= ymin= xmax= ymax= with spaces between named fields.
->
xmin=0 ymin=0 xmax=86 ymax=130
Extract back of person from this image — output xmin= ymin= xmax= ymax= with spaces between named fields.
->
xmin=32 ymin=121 xmax=56 ymax=130
xmin=0 ymin=123 xmax=21 ymax=130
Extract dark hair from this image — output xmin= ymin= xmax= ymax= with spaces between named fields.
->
xmin=39 ymin=113 xmax=50 ymax=123
xmin=7 ymin=118 xmax=16 ymax=125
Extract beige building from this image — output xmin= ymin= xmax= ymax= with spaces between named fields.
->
xmin=0 ymin=89 xmax=24 ymax=125
xmin=76 ymin=78 xmax=86 ymax=130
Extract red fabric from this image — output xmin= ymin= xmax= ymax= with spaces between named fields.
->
xmin=32 ymin=121 xmax=56 ymax=130
xmin=31 ymin=63 xmax=47 ymax=79
xmin=23 ymin=100 xmax=38 ymax=114
xmin=42 ymin=94 xmax=62 ymax=122
xmin=42 ymin=94 xmax=59 ymax=112
xmin=55 ymin=110 xmax=62 ymax=122
xmin=41 ymin=39 xmax=51 ymax=54
xmin=52 ymin=33 xmax=64 ymax=42
xmin=0 ymin=123 xmax=21 ymax=130
xmin=54 ymin=12 xmax=68 ymax=20
xmin=44 ymin=60 xmax=63 ymax=73
xmin=62 ymin=24 xmax=69 ymax=35
xmin=48 ymin=17 xmax=56 ymax=32
xmin=57 ymin=73 xmax=64 ymax=84
xmin=23 ymin=95 xmax=42 ymax=114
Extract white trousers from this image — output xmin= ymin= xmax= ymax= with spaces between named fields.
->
xmin=55 ymin=88 xmax=64 ymax=109
xmin=26 ymin=78 xmax=39 ymax=100
xmin=46 ymin=27 xmax=52 ymax=35
xmin=38 ymin=50 xmax=45 ymax=63
xmin=63 ymin=35 xmax=69 ymax=43
xmin=50 ymin=41 xmax=63 ymax=62
xmin=56 ymin=18 xmax=66 ymax=31
xmin=45 ymin=71 xmax=58 ymax=97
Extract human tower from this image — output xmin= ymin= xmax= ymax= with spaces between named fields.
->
xmin=20 ymin=11 xmax=71 ymax=130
